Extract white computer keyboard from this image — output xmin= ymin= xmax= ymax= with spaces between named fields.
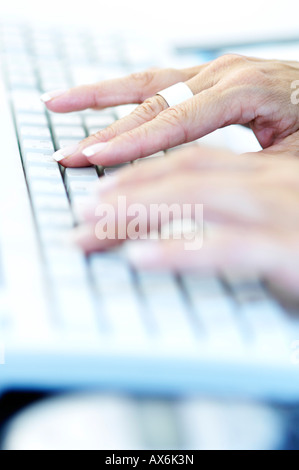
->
xmin=1 ymin=22 xmax=299 ymax=400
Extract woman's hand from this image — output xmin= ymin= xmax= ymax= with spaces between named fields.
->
xmin=42 ymin=55 xmax=299 ymax=167
xmin=72 ymin=132 xmax=299 ymax=294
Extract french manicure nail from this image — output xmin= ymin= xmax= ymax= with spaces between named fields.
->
xmin=40 ymin=89 xmax=68 ymax=103
xmin=83 ymin=142 xmax=109 ymax=157
xmin=52 ymin=143 xmax=79 ymax=162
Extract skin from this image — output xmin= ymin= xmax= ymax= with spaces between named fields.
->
xmin=72 ymin=132 xmax=299 ymax=295
xmin=41 ymin=54 xmax=299 ymax=293
xmin=44 ymin=54 xmax=299 ymax=167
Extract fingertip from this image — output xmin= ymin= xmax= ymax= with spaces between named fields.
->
xmin=40 ymin=89 xmax=68 ymax=106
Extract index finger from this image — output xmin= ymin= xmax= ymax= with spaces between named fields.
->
xmin=41 ymin=67 xmax=200 ymax=113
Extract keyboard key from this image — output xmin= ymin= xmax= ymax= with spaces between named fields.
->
xmin=67 ymin=178 xmax=97 ymax=199
xmin=19 ymin=126 xmax=51 ymax=138
xmin=29 ymin=179 xmax=66 ymax=196
xmin=56 ymin=138 xmax=80 ymax=150
xmin=32 ymin=194 xmax=70 ymax=212
xmin=16 ymin=113 xmax=48 ymax=126
xmin=9 ymin=74 xmax=37 ymax=89
xmin=90 ymin=254 xmax=146 ymax=340
xmin=39 ymin=227 xmax=72 ymax=247
xmin=50 ymin=114 xmax=83 ymax=126
xmin=23 ymin=151 xmax=56 ymax=166
xmin=12 ymin=91 xmax=45 ymax=113
xmin=64 ymin=167 xmax=98 ymax=196
xmin=225 ymin=274 xmax=267 ymax=304
xmin=21 ymin=139 xmax=54 ymax=153
xmin=182 ymin=275 xmax=244 ymax=347
xmin=64 ymin=167 xmax=98 ymax=182
xmin=26 ymin=164 xmax=62 ymax=180
xmin=241 ymin=300 xmax=289 ymax=352
xmin=35 ymin=211 xmax=73 ymax=229
xmin=84 ymin=114 xmax=115 ymax=128
xmin=137 ymin=271 xmax=196 ymax=343
xmin=53 ymin=126 xmax=86 ymax=139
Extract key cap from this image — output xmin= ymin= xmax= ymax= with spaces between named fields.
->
xmin=56 ymin=138 xmax=80 ymax=150
xmin=67 ymin=180 xmax=95 ymax=198
xmin=26 ymin=164 xmax=62 ymax=180
xmin=16 ymin=113 xmax=48 ymax=126
xmin=225 ymin=274 xmax=267 ymax=304
xmin=183 ymin=274 xmax=226 ymax=297
xmin=19 ymin=126 xmax=51 ymax=138
xmin=35 ymin=210 xmax=73 ymax=229
xmin=114 ymin=104 xmax=138 ymax=119
xmin=21 ymin=139 xmax=54 ymax=153
xmin=137 ymin=271 xmax=196 ymax=343
xmin=29 ymin=179 xmax=66 ymax=196
xmin=50 ymin=114 xmax=83 ymax=126
xmin=23 ymin=151 xmax=57 ymax=166
xmin=9 ymin=74 xmax=37 ymax=89
xmin=182 ymin=274 xmax=244 ymax=347
xmin=53 ymin=126 xmax=86 ymax=139
xmin=90 ymin=254 xmax=146 ymax=340
xmin=32 ymin=194 xmax=70 ymax=212
xmin=39 ymin=227 xmax=72 ymax=247
xmin=12 ymin=91 xmax=45 ymax=113
xmin=64 ymin=167 xmax=98 ymax=196
xmin=84 ymin=114 xmax=115 ymax=128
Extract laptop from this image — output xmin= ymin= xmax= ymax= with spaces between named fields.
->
xmin=0 ymin=21 xmax=299 ymax=401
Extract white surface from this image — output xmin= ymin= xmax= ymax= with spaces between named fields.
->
xmin=0 ymin=0 xmax=299 ymax=45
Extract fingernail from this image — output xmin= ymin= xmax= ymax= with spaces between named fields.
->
xmin=83 ymin=142 xmax=109 ymax=157
xmin=122 ymin=241 xmax=161 ymax=267
xmin=40 ymin=89 xmax=68 ymax=103
xmin=52 ymin=143 xmax=79 ymax=162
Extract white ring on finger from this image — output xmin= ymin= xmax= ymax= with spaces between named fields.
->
xmin=156 ymin=82 xmax=194 ymax=107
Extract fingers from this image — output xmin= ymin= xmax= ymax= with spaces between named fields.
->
xmin=56 ymin=84 xmax=239 ymax=167
xmin=42 ymin=67 xmax=200 ymax=113
xmin=80 ymin=94 xmax=168 ymax=151
xmin=124 ymin=227 xmax=284 ymax=274
xmin=124 ymin=228 xmax=299 ymax=294
xmin=52 ymin=94 xmax=169 ymax=167
xmin=91 ymin=145 xmax=261 ymax=199
xmin=73 ymin=169 xmax=263 ymax=256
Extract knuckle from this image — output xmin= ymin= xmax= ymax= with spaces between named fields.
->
xmin=159 ymin=106 xmax=188 ymax=141
xmin=134 ymin=97 xmax=165 ymax=120
xmin=214 ymin=53 xmax=245 ymax=68
xmin=93 ymin=125 xmax=115 ymax=142
xmin=129 ymin=69 xmax=156 ymax=88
